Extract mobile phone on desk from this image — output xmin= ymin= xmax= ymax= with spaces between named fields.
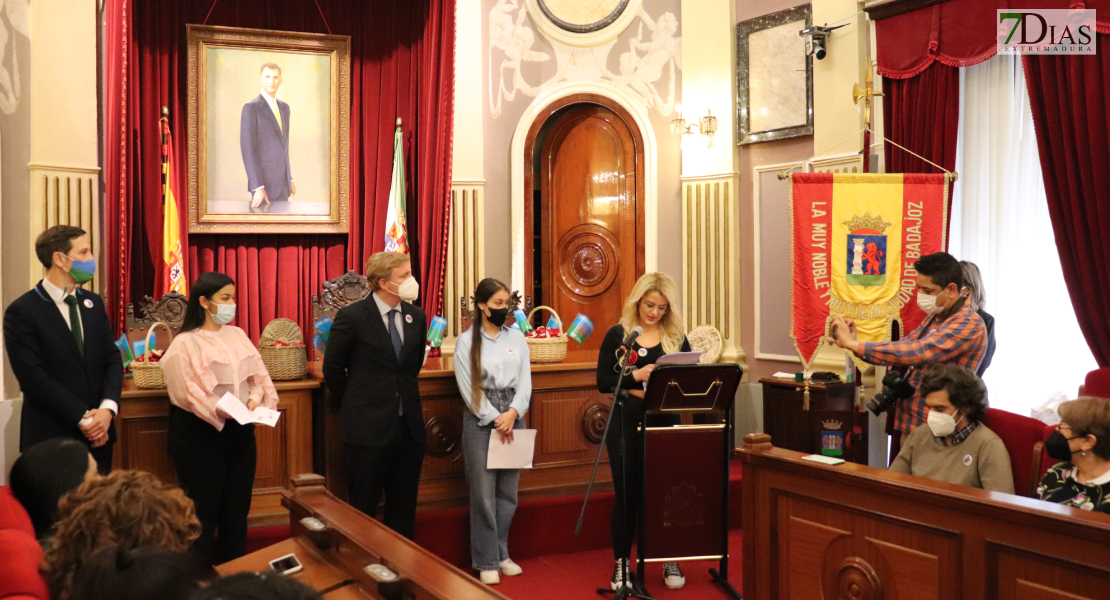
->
xmin=269 ymin=553 xmax=303 ymax=575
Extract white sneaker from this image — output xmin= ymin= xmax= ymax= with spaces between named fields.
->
xmin=663 ymin=562 xmax=685 ymax=589
xmin=480 ymin=570 xmax=500 ymax=585
xmin=499 ymin=559 xmax=523 ymax=576
xmin=611 ymin=558 xmax=630 ymax=590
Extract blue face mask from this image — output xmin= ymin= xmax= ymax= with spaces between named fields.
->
xmin=59 ymin=253 xmax=96 ymax=285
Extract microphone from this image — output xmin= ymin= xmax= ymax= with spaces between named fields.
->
xmin=620 ymin=326 xmax=643 ymax=348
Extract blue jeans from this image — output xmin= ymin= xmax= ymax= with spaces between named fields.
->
xmin=462 ymin=389 xmax=524 ymax=571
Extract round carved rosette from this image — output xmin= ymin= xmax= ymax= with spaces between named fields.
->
xmin=424 ymin=415 xmax=459 ymax=458
xmin=836 ymin=557 xmax=883 ymax=600
xmin=161 ymin=298 xmax=187 ymax=322
xmin=583 ymin=404 xmax=610 ymax=444
xmin=557 ymin=224 xmax=619 ymax=297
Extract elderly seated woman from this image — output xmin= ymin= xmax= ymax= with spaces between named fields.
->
xmin=1038 ymin=397 xmax=1110 ymax=513
xmin=889 ymin=364 xmax=1014 ymax=493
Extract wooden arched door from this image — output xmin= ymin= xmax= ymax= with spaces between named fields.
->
xmin=525 ymin=98 xmax=645 ymax=355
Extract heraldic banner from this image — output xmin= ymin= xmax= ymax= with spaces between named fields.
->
xmin=790 ymin=173 xmax=950 ymax=369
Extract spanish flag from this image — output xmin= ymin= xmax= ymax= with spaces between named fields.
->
xmin=790 ymin=173 xmax=950 ymax=369
xmin=161 ymin=115 xmax=188 ymax=296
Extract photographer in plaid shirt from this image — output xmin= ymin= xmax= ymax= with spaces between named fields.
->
xmin=828 ymin=252 xmax=988 ymax=453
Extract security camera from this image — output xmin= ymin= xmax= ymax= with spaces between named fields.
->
xmin=799 ymin=24 xmax=846 ymax=60
xmin=808 ymin=34 xmax=827 ymax=60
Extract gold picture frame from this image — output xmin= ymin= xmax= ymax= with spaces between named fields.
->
xmin=186 ymin=25 xmax=350 ymax=234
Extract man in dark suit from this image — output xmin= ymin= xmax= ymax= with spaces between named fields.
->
xmin=240 ymin=62 xmax=294 ymax=214
xmin=4 ymin=225 xmax=123 ymax=474
xmin=323 ymin=252 xmax=427 ymax=539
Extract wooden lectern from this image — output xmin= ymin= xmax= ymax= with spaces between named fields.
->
xmin=639 ymin=363 xmax=743 ymax=599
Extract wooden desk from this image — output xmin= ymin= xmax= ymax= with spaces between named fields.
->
xmin=738 ymin=433 xmax=1110 ymax=600
xmin=314 ymin=350 xmax=614 ymax=508
xmin=219 ymin=474 xmax=509 ymax=600
xmin=113 ymin=377 xmax=320 ymax=526
xmin=758 ymin=377 xmax=868 ymax=464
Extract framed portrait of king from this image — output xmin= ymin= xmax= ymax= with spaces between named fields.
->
xmin=186 ymin=25 xmax=350 ymax=233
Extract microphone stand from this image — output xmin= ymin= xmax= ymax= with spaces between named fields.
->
xmin=575 ymin=337 xmax=657 ymax=600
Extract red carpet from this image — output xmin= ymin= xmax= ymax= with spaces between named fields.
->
xmin=489 ymin=530 xmax=744 ymax=600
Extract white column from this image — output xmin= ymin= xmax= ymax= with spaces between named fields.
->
xmin=680 ymin=0 xmax=744 ymax=365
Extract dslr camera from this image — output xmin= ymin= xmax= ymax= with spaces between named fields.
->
xmin=866 ymin=370 xmax=915 ymax=416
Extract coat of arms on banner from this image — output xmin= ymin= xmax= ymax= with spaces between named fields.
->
xmin=790 ymin=173 xmax=950 ymax=370
xmin=844 ymin=213 xmax=891 ymax=288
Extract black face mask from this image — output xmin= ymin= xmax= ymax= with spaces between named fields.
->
xmin=485 ymin=307 xmax=509 ymax=327
xmin=1046 ymin=429 xmax=1080 ymax=462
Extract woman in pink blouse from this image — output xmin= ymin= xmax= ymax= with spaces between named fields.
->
xmin=161 ymin=272 xmax=278 ymax=563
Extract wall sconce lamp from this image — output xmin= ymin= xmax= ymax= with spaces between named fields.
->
xmin=671 ymin=107 xmax=718 ymax=147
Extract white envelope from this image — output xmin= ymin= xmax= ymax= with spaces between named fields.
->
xmin=486 ymin=429 xmax=536 ymax=469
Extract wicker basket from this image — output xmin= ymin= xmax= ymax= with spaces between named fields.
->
xmin=132 ymin=322 xmax=172 ymax=389
xmin=525 ymin=306 xmax=568 ymax=364
xmin=259 ymin=318 xmax=308 ymax=380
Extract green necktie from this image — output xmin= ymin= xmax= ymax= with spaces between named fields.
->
xmin=63 ymin=295 xmax=84 ymax=358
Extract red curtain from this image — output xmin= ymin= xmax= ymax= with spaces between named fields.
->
xmin=876 ymin=0 xmax=1110 ymax=79
xmin=880 ymin=61 xmax=960 ymax=177
xmin=103 ymin=0 xmax=454 ymax=341
xmin=1023 ymin=35 xmax=1110 ymax=367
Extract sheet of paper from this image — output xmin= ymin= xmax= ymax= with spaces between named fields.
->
xmin=772 ymin=371 xmax=797 ymax=379
xmin=486 ymin=429 xmax=536 ymax=469
xmin=216 ymin=392 xmax=281 ymax=427
xmin=216 ymin=392 xmax=253 ymax=425
xmin=250 ymin=406 xmax=282 ymax=427
xmin=655 ymin=351 xmax=703 ymax=366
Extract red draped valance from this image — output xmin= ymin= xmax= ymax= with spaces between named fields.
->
xmin=876 ymin=0 xmax=1110 ymax=79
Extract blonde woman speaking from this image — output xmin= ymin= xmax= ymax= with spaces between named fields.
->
xmin=595 ymin=272 xmax=691 ymax=591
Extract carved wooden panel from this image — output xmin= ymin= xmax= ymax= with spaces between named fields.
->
xmin=782 ymin=516 xmax=850 ymax=600
xmin=253 ymin=408 xmax=288 ymax=490
xmin=740 ymin=436 xmax=1110 ymax=600
xmin=868 ymin=539 xmax=939 ymax=599
xmin=992 ymin=545 xmax=1110 ymax=600
xmin=532 ymin=386 xmax=611 ymax=468
xmin=775 ymin=494 xmax=959 ymax=600
xmin=419 ymin=397 xmax=466 ymax=478
xmin=539 ymin=397 xmax=592 ymax=454
xmin=118 ymin=417 xmax=177 ymax=484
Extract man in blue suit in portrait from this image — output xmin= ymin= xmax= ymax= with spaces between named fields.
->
xmin=240 ymin=62 xmax=295 ymax=213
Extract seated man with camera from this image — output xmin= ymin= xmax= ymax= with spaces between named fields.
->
xmin=829 ymin=252 xmax=988 ymax=446
xmin=889 ymin=364 xmax=1013 ymax=493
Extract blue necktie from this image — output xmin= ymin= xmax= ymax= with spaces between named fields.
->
xmin=388 ymin=309 xmax=404 ymax=416
xmin=387 ymin=309 xmax=403 ymax=360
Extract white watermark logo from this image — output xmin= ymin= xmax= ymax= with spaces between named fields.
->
xmin=997 ymin=9 xmax=1096 ymax=54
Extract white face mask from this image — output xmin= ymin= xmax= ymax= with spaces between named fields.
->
xmin=916 ymin=290 xmax=949 ymax=315
xmin=389 ymin=276 xmax=419 ymax=302
xmin=208 ymin=302 xmax=237 ymax=326
xmin=927 ymin=409 xmax=964 ymax=437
